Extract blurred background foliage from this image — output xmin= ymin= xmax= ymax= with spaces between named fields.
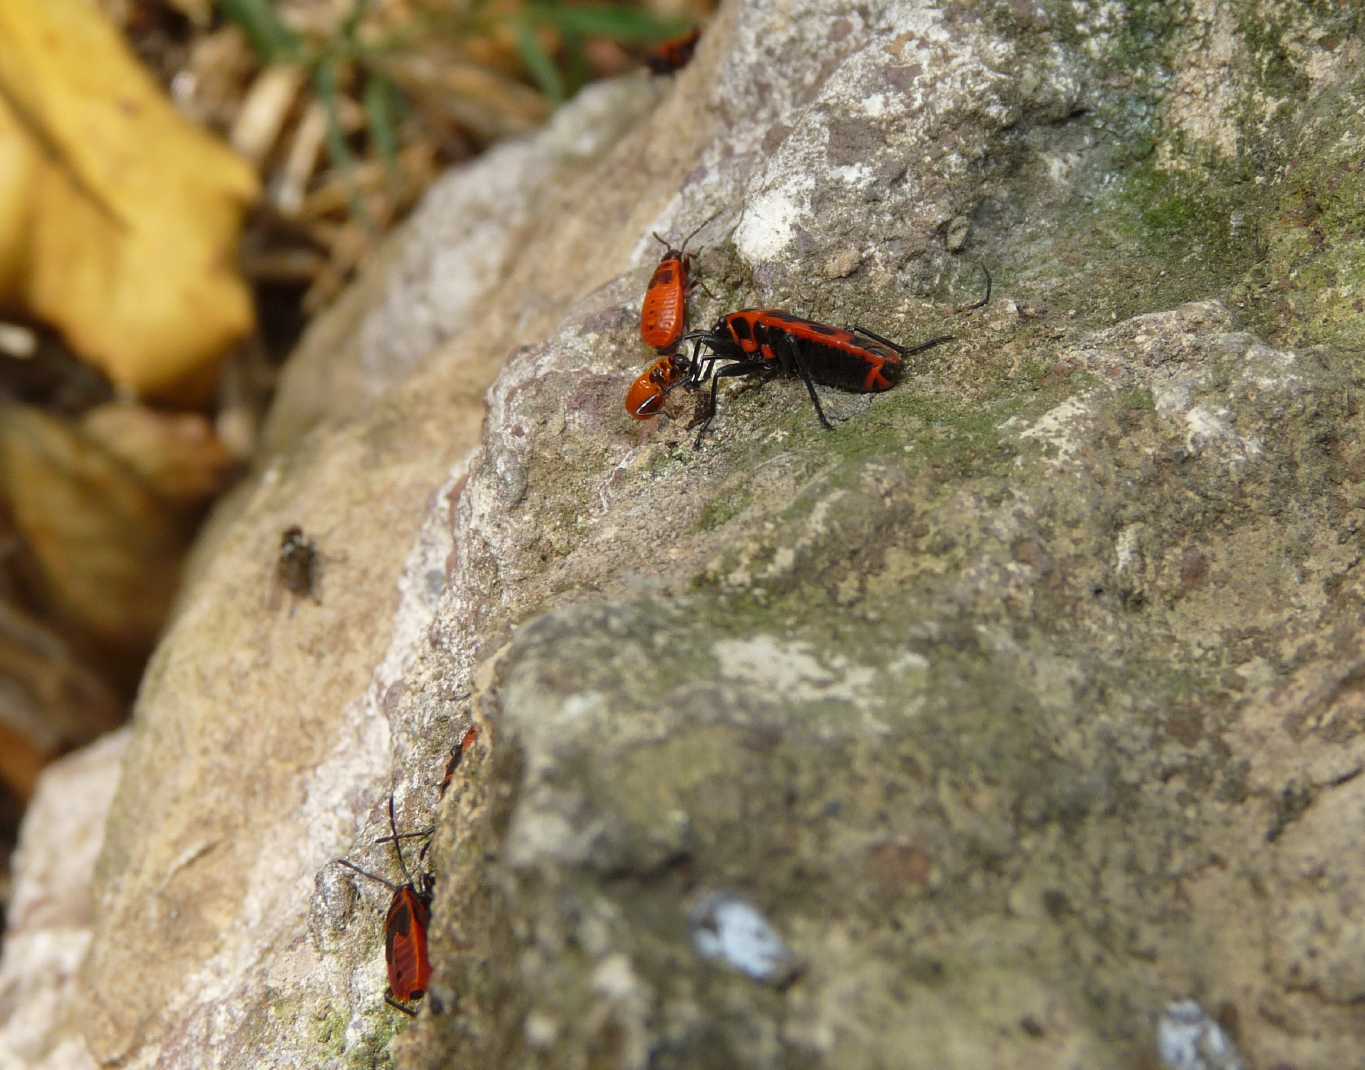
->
xmin=138 ymin=0 xmax=710 ymax=316
xmin=0 ymin=0 xmax=713 ymax=917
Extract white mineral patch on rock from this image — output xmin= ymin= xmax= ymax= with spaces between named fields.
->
xmin=1156 ymin=1000 xmax=1245 ymax=1070
xmin=690 ymin=893 xmax=799 ymax=985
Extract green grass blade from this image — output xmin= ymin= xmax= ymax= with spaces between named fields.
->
xmin=220 ymin=0 xmax=303 ymax=63
xmin=314 ymin=57 xmax=370 ymax=225
xmin=516 ymin=18 xmax=564 ymax=103
xmin=363 ymin=73 xmax=402 ymax=170
xmin=340 ymin=0 xmax=375 ymax=41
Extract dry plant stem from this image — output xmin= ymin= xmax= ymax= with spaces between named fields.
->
xmin=232 ymin=64 xmax=307 ymax=166
xmin=277 ymin=101 xmax=331 ymax=217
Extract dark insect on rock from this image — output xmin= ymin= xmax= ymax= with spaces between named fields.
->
xmin=276 ymin=525 xmax=320 ymax=603
xmin=676 ymin=311 xmax=955 ymax=445
xmin=675 ymin=267 xmax=990 ymax=445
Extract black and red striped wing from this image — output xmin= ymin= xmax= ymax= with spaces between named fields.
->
xmin=726 ymin=310 xmax=904 ymax=392
xmin=384 ymin=886 xmax=432 ymax=1001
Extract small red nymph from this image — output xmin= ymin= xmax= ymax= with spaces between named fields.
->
xmin=640 ymin=214 xmax=715 ymax=353
xmin=625 ymin=351 xmax=693 ymax=420
xmin=335 ymin=797 xmax=434 ymax=1015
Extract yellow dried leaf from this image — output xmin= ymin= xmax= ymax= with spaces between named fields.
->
xmin=0 ymin=0 xmax=259 ymax=404
xmin=0 ymin=100 xmax=37 ymax=297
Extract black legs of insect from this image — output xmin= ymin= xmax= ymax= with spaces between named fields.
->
xmin=684 ymin=332 xmax=851 ymax=447
xmin=374 ymin=828 xmax=436 ymax=860
xmin=781 ymin=331 xmax=835 ymax=432
xmin=692 ymin=357 xmax=775 ymax=447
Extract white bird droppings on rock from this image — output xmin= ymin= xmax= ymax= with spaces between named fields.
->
xmin=690 ymin=893 xmax=800 ymax=986
xmin=1156 ymin=1000 xmax=1245 ymax=1070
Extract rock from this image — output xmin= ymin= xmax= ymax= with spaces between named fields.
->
xmin=944 ymin=216 xmax=971 ymax=253
xmin=0 ymin=730 xmax=126 ymax=1070
xmin=3 ymin=1 xmax=1362 ymax=1068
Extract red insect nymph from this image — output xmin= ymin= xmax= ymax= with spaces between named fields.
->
xmin=439 ymin=724 xmax=481 ymax=797
xmin=625 ymin=351 xmax=693 ymax=420
xmin=640 ymin=214 xmax=715 ymax=353
xmin=335 ymin=797 xmax=434 ymax=1015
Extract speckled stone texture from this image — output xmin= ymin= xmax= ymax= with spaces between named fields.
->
xmin=3 ymin=0 xmax=1361 ymax=1067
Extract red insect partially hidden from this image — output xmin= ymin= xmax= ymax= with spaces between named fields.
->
xmin=439 ymin=724 xmax=481 ymax=797
xmin=643 ymin=27 xmax=701 ymax=75
xmin=640 ymin=214 xmax=715 ymax=354
xmin=625 ymin=351 xmax=692 ymax=420
xmin=335 ymin=797 xmax=434 ymax=1015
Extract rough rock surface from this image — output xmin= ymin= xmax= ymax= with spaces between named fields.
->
xmin=2 ymin=0 xmax=1363 ymax=1067
xmin=0 ymin=731 xmax=127 ymax=1070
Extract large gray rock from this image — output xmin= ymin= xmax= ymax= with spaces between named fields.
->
xmin=2 ymin=0 xmax=1361 ymax=1066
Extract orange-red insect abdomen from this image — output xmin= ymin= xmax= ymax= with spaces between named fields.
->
xmin=626 ymin=353 xmax=690 ymax=419
xmin=385 ymin=885 xmax=433 ymax=1002
xmin=640 ymin=257 xmax=689 ymax=352
xmin=638 ymin=215 xmax=715 ymax=354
